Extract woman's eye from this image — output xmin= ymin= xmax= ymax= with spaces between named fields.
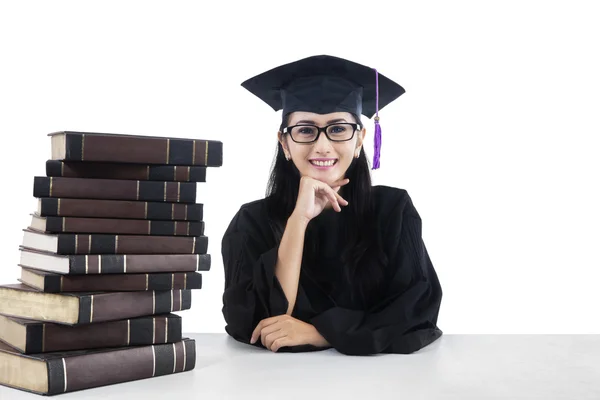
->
xmin=329 ymin=126 xmax=346 ymax=133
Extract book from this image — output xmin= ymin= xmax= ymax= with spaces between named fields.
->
xmin=0 ymin=283 xmax=192 ymax=325
xmin=21 ymin=229 xmax=208 ymax=255
xmin=46 ymin=160 xmax=207 ymax=182
xmin=0 ymin=313 xmax=182 ymax=354
xmin=18 ymin=248 xmax=211 ymax=275
xmin=37 ymin=197 xmax=203 ymax=221
xmin=33 ymin=176 xmax=197 ymax=203
xmin=19 ymin=267 xmax=203 ymax=292
xmin=0 ymin=337 xmax=195 ymax=395
xmin=29 ymin=214 xmax=205 ymax=236
xmin=49 ymin=130 xmax=223 ymax=166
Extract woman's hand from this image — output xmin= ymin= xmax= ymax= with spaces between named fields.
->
xmin=250 ymin=315 xmax=330 ymax=352
xmin=292 ymin=176 xmax=350 ymax=223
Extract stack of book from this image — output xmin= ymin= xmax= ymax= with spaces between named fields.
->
xmin=0 ymin=131 xmax=222 ymax=395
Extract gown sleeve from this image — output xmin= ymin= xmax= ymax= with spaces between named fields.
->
xmin=220 ymin=204 xmax=293 ymax=345
xmin=309 ymin=193 xmax=443 ymax=356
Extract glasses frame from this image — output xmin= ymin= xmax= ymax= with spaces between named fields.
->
xmin=282 ymin=122 xmax=361 ymax=144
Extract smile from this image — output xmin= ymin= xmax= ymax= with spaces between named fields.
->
xmin=309 ymin=159 xmax=337 ymax=168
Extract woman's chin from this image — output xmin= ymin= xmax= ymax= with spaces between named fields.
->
xmin=300 ymin=164 xmax=345 ymax=186
xmin=302 ymin=171 xmax=332 ymax=183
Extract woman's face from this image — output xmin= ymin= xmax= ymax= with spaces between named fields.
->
xmin=278 ymin=111 xmax=366 ymax=186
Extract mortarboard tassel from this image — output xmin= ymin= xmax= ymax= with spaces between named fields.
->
xmin=372 ymin=68 xmax=381 ymax=169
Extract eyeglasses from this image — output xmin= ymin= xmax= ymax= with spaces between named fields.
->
xmin=282 ymin=123 xmax=360 ymax=143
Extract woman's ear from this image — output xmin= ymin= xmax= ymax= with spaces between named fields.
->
xmin=278 ymin=131 xmax=290 ymax=160
xmin=355 ymin=127 xmax=367 ymax=156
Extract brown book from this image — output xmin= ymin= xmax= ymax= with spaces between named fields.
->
xmin=19 ymin=267 xmax=203 ymax=293
xmin=33 ymin=176 xmax=197 ymax=203
xmin=50 ymin=130 xmax=223 ymax=166
xmin=0 ymin=313 xmax=182 ymax=354
xmin=0 ymin=283 xmax=192 ymax=325
xmin=18 ymin=248 xmax=211 ymax=275
xmin=29 ymin=214 xmax=205 ymax=236
xmin=21 ymin=229 xmax=208 ymax=254
xmin=37 ymin=197 xmax=203 ymax=221
xmin=47 ymin=160 xmax=207 ymax=182
xmin=0 ymin=337 xmax=195 ymax=395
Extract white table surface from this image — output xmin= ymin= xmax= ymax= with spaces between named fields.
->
xmin=1 ymin=333 xmax=599 ymax=399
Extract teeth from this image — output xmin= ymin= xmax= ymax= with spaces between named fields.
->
xmin=311 ymin=160 xmax=336 ymax=167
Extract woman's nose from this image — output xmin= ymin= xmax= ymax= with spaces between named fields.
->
xmin=313 ymin=129 xmax=334 ymax=151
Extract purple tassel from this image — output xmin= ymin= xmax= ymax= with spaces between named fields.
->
xmin=372 ymin=68 xmax=381 ymax=170
xmin=373 ymin=116 xmax=381 ymax=169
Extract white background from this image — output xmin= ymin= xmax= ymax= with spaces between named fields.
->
xmin=0 ymin=0 xmax=598 ymax=335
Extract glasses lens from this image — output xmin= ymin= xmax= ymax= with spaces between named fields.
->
xmin=290 ymin=125 xmax=318 ymax=142
xmin=326 ymin=124 xmax=355 ymax=141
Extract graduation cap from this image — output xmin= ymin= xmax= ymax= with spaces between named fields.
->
xmin=240 ymin=54 xmax=405 ymax=169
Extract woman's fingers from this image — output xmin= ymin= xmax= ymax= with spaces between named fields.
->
xmin=260 ymin=324 xmax=282 ymax=347
xmin=331 ymin=179 xmax=349 ymax=206
xmin=331 ymin=178 xmax=350 ymax=189
xmin=271 ymin=336 xmax=293 ymax=352
xmin=335 ymin=191 xmax=348 ymax=205
xmin=316 ymin=181 xmax=351 ymax=212
xmin=323 ymin=187 xmax=342 ymax=211
xmin=250 ymin=316 xmax=279 ymax=343
xmin=264 ymin=330 xmax=286 ymax=350
xmin=327 ymin=186 xmax=349 ymax=210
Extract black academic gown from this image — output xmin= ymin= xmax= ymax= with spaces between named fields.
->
xmin=221 ymin=185 xmax=443 ymax=356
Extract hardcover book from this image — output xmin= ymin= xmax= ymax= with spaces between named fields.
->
xmin=46 ymin=160 xmax=208 ymax=182
xmin=19 ymin=267 xmax=203 ymax=292
xmin=21 ymin=229 xmax=208 ymax=255
xmin=0 ymin=283 xmax=192 ymax=325
xmin=18 ymin=248 xmax=211 ymax=274
xmin=49 ymin=130 xmax=223 ymax=166
xmin=37 ymin=197 xmax=203 ymax=221
xmin=34 ymin=176 xmax=197 ymax=203
xmin=0 ymin=337 xmax=195 ymax=395
xmin=0 ymin=313 xmax=182 ymax=354
xmin=29 ymin=214 xmax=205 ymax=236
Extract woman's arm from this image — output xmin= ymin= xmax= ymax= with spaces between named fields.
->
xmin=274 ymin=212 xmax=309 ymax=315
xmin=273 ymin=176 xmax=349 ymax=314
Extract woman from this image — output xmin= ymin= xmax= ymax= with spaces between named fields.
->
xmin=221 ymin=55 xmax=443 ymax=356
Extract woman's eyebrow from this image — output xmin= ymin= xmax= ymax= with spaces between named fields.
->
xmin=295 ymin=118 xmax=348 ymax=125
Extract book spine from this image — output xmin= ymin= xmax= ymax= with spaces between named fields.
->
xmin=42 ymin=272 xmax=202 ymax=292
xmin=46 ymin=160 xmax=207 ymax=182
xmin=76 ymin=290 xmax=192 ymax=324
xmin=46 ymin=338 xmax=195 ymax=395
xmin=61 ymin=132 xmax=222 ymax=166
xmin=25 ymin=315 xmax=182 ymax=354
xmin=45 ymin=216 xmax=204 ymax=236
xmin=39 ymin=198 xmax=203 ymax=221
xmin=33 ymin=176 xmax=197 ymax=203
xmin=66 ymin=254 xmax=211 ymax=274
xmin=56 ymin=234 xmax=208 ymax=255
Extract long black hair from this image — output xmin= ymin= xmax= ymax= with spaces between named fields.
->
xmin=264 ymin=113 xmax=389 ymax=309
